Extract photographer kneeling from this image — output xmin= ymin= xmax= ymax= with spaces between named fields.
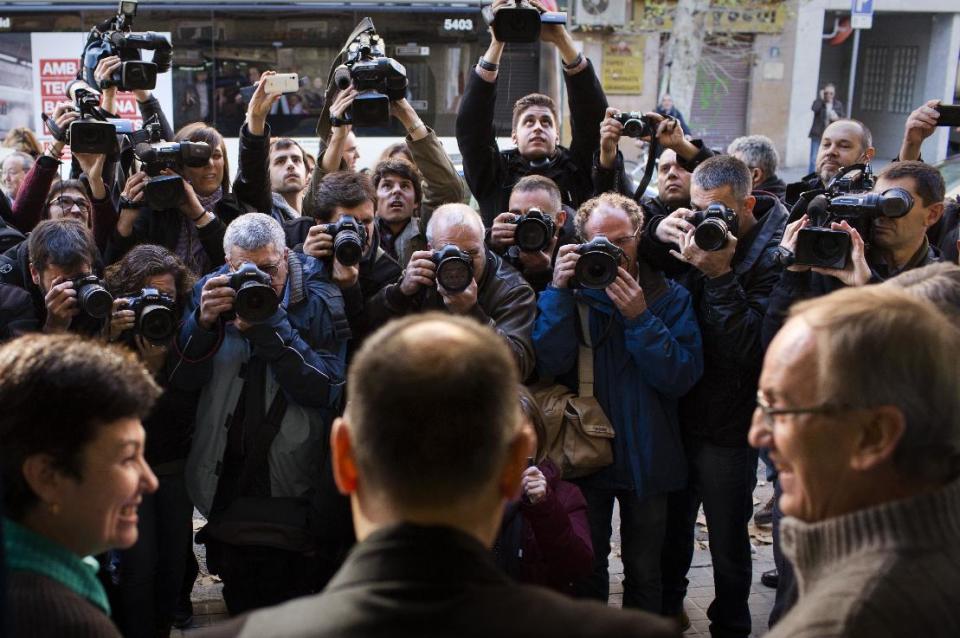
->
xmin=168 ymin=213 xmax=348 ymax=614
xmin=371 ymin=203 xmax=537 ymax=380
xmin=101 ymin=245 xmax=198 ymax=638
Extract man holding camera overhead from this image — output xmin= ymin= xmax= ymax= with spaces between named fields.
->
xmin=456 ymin=0 xmax=608 ymax=226
xmin=169 ymin=213 xmax=349 ymax=614
xmin=533 ymin=192 xmax=702 ymax=613
xmin=647 ymin=155 xmax=786 ymax=637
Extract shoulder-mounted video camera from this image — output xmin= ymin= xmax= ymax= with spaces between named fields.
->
xmin=82 ymin=0 xmax=172 ymax=92
xmin=795 ymin=164 xmax=914 ymax=269
xmin=481 ymin=0 xmax=568 ymax=43
xmin=133 ymin=126 xmax=212 ymax=209
xmin=332 ymin=25 xmax=407 ymax=128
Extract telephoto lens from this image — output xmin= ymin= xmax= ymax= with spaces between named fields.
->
xmin=71 ymin=275 xmax=114 ymax=319
xmin=431 ymin=245 xmax=474 ymax=293
xmin=573 ymin=236 xmax=623 ymax=289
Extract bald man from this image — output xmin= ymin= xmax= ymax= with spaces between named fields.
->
xmin=369 ymin=204 xmax=537 ymax=380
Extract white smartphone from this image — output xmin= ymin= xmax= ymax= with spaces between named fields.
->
xmin=263 ymin=73 xmax=300 ymax=95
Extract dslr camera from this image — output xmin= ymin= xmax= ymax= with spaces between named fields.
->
xmin=134 ymin=130 xmax=212 ymax=209
xmin=125 ymin=287 xmax=176 ymax=343
xmin=82 ymin=0 xmax=172 ymax=92
xmin=690 ymin=204 xmax=738 ymax=252
xmin=511 ymin=208 xmax=555 ymax=252
xmin=795 ymin=187 xmax=914 ymax=270
xmin=71 ymin=274 xmax=114 ymax=319
xmin=317 ymin=215 xmax=368 ymax=267
xmin=432 ymin=245 xmax=474 ymax=293
xmin=224 ymin=264 xmax=279 ymax=323
xmin=614 ymin=112 xmax=656 ymax=139
xmin=482 ymin=0 xmax=568 ymax=43
xmin=333 ymin=25 xmax=407 ymax=128
xmin=571 ymin=236 xmax=624 ymax=290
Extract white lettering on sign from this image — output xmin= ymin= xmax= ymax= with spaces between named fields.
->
xmin=443 ymin=18 xmax=474 ymax=31
xmin=41 ymin=60 xmax=79 ymax=76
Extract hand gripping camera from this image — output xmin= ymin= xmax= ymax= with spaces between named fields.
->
xmin=571 ymin=236 xmax=624 ymax=290
xmin=432 ymin=245 xmax=474 ymax=293
xmin=224 ymin=264 xmax=279 ymax=323
xmin=482 ymin=0 xmax=568 ymax=43
xmin=795 ymin=187 xmax=914 ymax=270
xmin=125 ymin=287 xmax=176 ymax=342
xmin=691 ymin=204 xmax=739 ymax=252
xmin=318 ymin=215 xmax=368 ymax=267
xmin=613 ymin=112 xmax=656 ymax=139
xmin=82 ymin=0 xmax=172 ymax=92
xmin=70 ymin=275 xmax=114 ymax=319
xmin=134 ymin=135 xmax=212 ymax=209
xmin=41 ymin=80 xmax=119 ymax=155
xmin=512 ymin=208 xmax=556 ymax=252
xmin=332 ymin=26 xmax=407 ymax=128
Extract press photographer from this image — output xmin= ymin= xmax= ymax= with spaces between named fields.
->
xmin=103 ymin=244 xmax=198 ymax=638
xmin=456 ymin=0 xmax=608 ymax=225
xmin=169 ymin=213 xmax=349 ymax=614
xmin=650 ymin=155 xmax=787 ymax=638
xmin=107 ymin=72 xmax=281 ymax=274
xmin=371 ymin=203 xmax=537 ymax=380
xmin=533 ymin=192 xmax=703 ymax=611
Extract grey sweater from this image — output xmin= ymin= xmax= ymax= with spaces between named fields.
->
xmin=768 ymin=477 xmax=960 ymax=638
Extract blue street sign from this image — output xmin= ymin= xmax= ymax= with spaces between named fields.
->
xmin=851 ymin=0 xmax=873 ymax=29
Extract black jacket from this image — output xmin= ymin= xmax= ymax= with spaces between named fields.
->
xmin=757 ymin=174 xmax=788 ymax=203
xmin=233 ymin=123 xmax=298 ymax=224
xmin=0 ymin=282 xmax=38 ymax=341
xmin=658 ymin=196 xmax=788 ymax=446
xmin=785 ymin=173 xmax=825 ymax=218
xmin=762 ymin=238 xmax=940 ymax=349
xmin=456 ymin=61 xmax=607 ymax=226
xmin=197 ymin=524 xmax=678 ymax=638
xmin=809 ymin=98 xmax=845 ymax=140
xmin=371 ymin=250 xmax=537 ymax=380
xmin=928 ymin=196 xmax=959 ymax=264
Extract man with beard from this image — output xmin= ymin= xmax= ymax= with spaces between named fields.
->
xmin=268 ymin=138 xmax=310 ymax=220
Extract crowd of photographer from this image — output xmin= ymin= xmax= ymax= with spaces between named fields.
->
xmin=1 ymin=1 xmax=960 ymax=637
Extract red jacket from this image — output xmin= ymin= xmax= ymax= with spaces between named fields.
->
xmin=494 ymin=459 xmax=594 ymax=593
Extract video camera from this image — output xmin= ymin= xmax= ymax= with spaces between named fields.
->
xmin=482 ymin=0 xmax=568 ymax=43
xmin=82 ymin=0 xmax=172 ymax=92
xmin=691 ymin=204 xmax=738 ymax=252
xmin=332 ymin=26 xmax=407 ymax=128
xmin=40 ymin=79 xmax=136 ymax=155
xmin=133 ymin=123 xmax=212 ymax=209
xmin=571 ymin=236 xmax=623 ymax=290
xmin=794 ymin=164 xmax=914 ymax=269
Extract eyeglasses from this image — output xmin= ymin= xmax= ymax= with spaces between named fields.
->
xmin=608 ymin=228 xmax=641 ymax=249
xmin=49 ymin=196 xmax=90 ymax=211
xmin=231 ymin=261 xmax=282 ymax=278
xmin=754 ymin=391 xmax=852 ymax=429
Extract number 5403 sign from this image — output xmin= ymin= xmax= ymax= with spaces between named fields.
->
xmin=443 ymin=18 xmax=474 ymax=31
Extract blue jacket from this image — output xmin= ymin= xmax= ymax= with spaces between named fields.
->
xmin=168 ymin=253 xmax=349 ymax=515
xmin=533 ymin=283 xmax=703 ymax=497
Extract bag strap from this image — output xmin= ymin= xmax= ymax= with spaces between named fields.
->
xmin=577 ymin=302 xmax=595 ymax=399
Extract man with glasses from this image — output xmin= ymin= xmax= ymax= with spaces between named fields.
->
xmin=170 ymin=212 xmax=349 ymax=614
xmin=648 ymin=155 xmax=786 ymax=637
xmin=534 ymin=192 xmax=703 ymax=613
xmin=750 ymin=285 xmax=960 ymax=638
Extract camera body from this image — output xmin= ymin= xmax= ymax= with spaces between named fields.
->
xmin=613 ymin=112 xmax=656 ymax=139
xmin=691 ymin=203 xmax=738 ymax=252
xmin=512 ymin=208 xmax=556 ymax=252
xmin=333 ymin=29 xmax=407 ymax=128
xmin=82 ymin=0 xmax=172 ymax=92
xmin=71 ymin=274 xmax=114 ymax=319
xmin=571 ymin=236 xmax=624 ymax=290
xmin=134 ymin=140 xmax=212 ymax=209
xmin=483 ymin=1 xmax=568 ymax=43
xmin=224 ymin=264 xmax=279 ymax=323
xmin=431 ymin=245 xmax=474 ymax=293
xmin=57 ymin=82 xmax=119 ymax=155
xmin=319 ymin=215 xmax=368 ymax=267
xmin=126 ymin=287 xmax=176 ymax=343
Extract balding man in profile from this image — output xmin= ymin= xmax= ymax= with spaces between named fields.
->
xmin=198 ymin=314 xmax=679 ymax=638
xmin=371 ymin=203 xmax=537 ymax=380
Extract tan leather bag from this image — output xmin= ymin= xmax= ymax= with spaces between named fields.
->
xmin=531 ymin=303 xmax=614 ymax=479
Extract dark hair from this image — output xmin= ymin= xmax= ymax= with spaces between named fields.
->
xmin=373 ymin=157 xmax=424 ymax=205
xmin=518 ymin=385 xmax=548 ymax=462
xmin=44 ymin=179 xmax=92 ymax=226
xmin=104 ymin=244 xmax=196 ymax=310
xmin=692 ymin=154 xmax=754 ymax=204
xmin=512 ymin=93 xmax=558 ymax=131
xmin=345 ymin=313 xmax=520 ymax=509
xmin=174 ymin=122 xmax=230 ymax=193
xmin=511 ymin=175 xmax=562 ymax=213
xmin=0 ymin=334 xmax=161 ymax=519
xmin=378 ymin=141 xmax=414 ymax=165
xmin=28 ymin=218 xmax=98 ymax=274
xmin=878 ymin=160 xmax=946 ymax=207
xmin=312 ymin=170 xmax=376 ymax=222
xmin=269 ymin=137 xmax=308 ymax=167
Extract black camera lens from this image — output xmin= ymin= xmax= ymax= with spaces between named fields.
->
xmin=74 ymin=277 xmax=114 ymax=319
xmin=432 ymin=246 xmax=474 ymax=293
xmin=138 ymin=304 xmax=176 ymax=342
xmin=144 ymin=175 xmax=186 ymax=209
xmin=574 ymin=252 xmax=618 ymax=289
xmin=350 ymin=92 xmax=391 ymax=128
xmin=814 ymin=231 xmax=848 ymax=260
xmin=333 ymin=231 xmax=364 ymax=267
xmin=515 ymin=213 xmax=553 ymax=252
xmin=493 ymin=6 xmax=542 ymax=43
xmin=235 ymin=282 xmax=279 ymax=322
xmin=693 ymin=219 xmax=729 ymax=252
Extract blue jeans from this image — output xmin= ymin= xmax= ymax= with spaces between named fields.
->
xmin=574 ymin=486 xmax=668 ymax=614
xmin=661 ymin=442 xmax=758 ymax=638
xmin=808 ymin=139 xmax=819 ymax=174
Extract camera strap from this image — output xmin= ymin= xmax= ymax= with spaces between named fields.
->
xmin=41 ymin=113 xmax=67 ymax=143
xmin=633 ymin=137 xmax=659 ymax=202
xmin=576 ymin=302 xmax=595 ymax=399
